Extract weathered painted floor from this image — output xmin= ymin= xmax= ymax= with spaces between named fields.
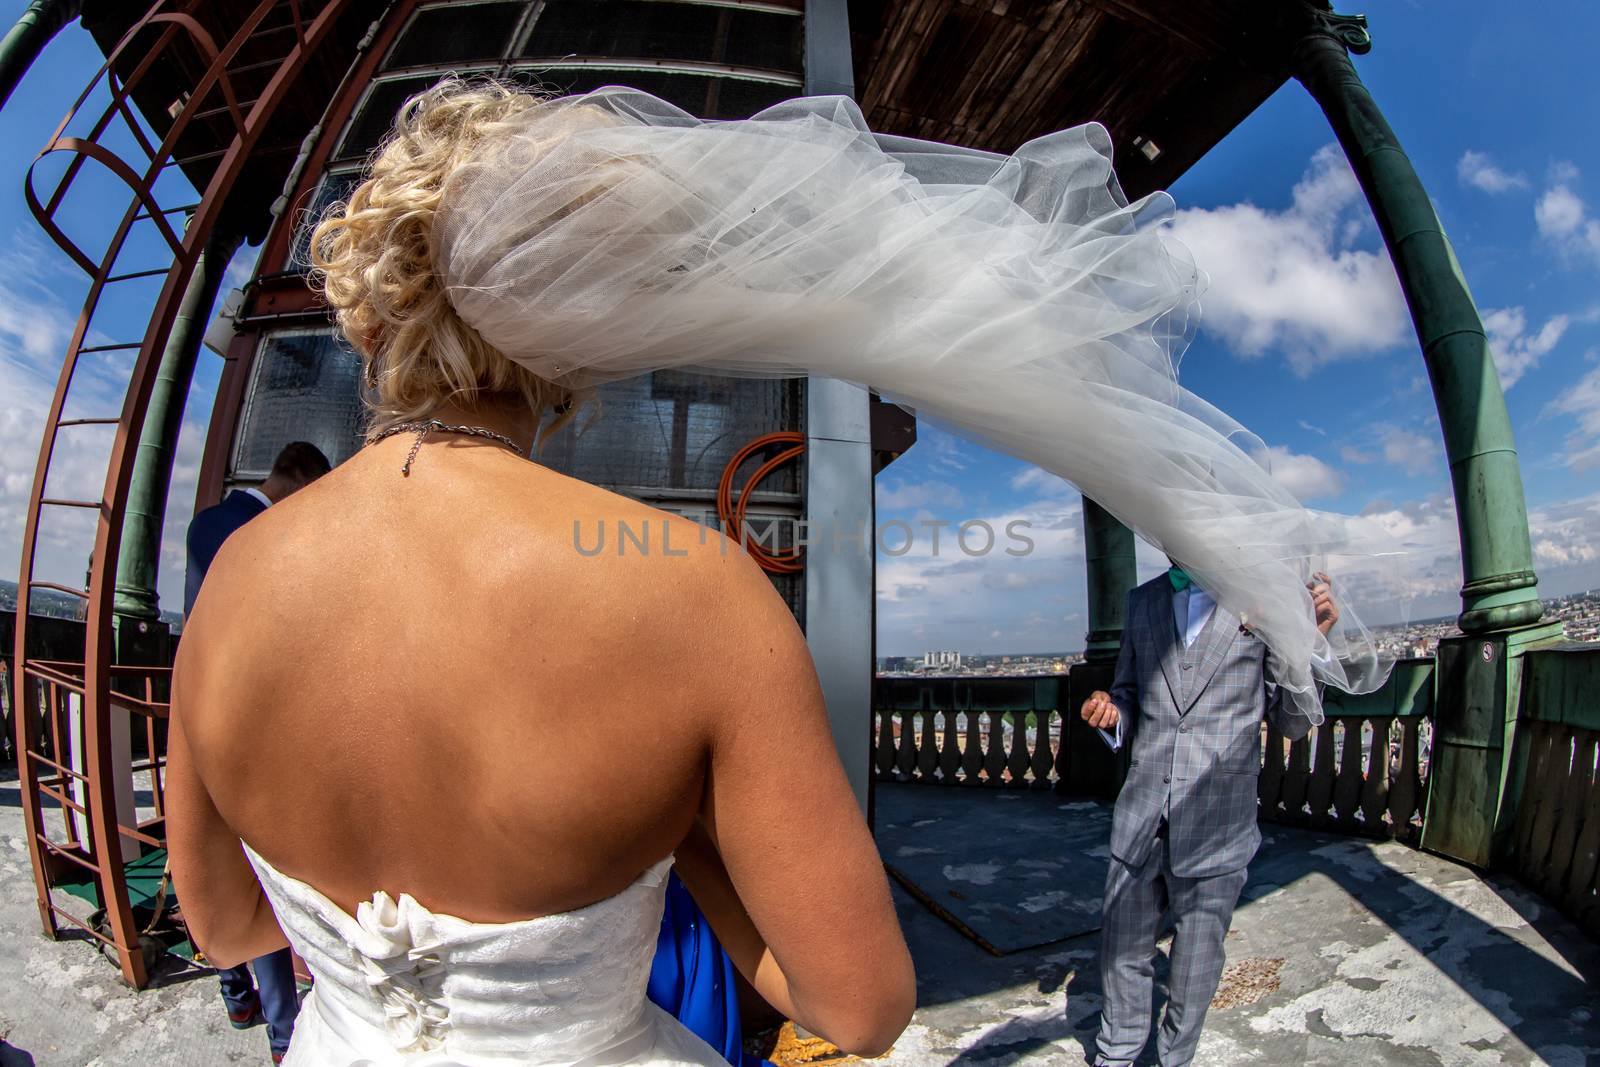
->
xmin=2 ymin=766 xmax=1596 ymax=1066
xmin=875 ymin=783 xmax=1600 ymax=1067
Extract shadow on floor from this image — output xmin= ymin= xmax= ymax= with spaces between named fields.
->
xmin=877 ymin=781 xmax=1599 ymax=1064
xmin=0 ymin=1041 xmax=38 ymax=1067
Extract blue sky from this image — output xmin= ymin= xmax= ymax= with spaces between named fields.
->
xmin=875 ymin=2 xmax=1600 ymax=656
xmin=0 ymin=2 xmax=1595 ymax=652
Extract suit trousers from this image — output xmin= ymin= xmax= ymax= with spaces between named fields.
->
xmin=1094 ymin=829 xmax=1247 ymax=1067
xmin=218 ymin=948 xmax=299 ymax=1055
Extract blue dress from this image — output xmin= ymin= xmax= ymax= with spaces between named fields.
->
xmin=647 ymin=871 xmax=771 ymax=1067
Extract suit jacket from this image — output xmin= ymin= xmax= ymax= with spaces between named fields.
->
xmin=1107 ymin=575 xmax=1318 ymax=878
xmin=184 ymin=489 xmax=269 ymax=616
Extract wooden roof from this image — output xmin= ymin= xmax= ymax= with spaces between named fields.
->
xmin=848 ymin=0 xmax=1299 ymax=199
xmin=78 ymin=0 xmax=386 ymax=243
xmin=75 ymin=0 xmax=1303 ymax=225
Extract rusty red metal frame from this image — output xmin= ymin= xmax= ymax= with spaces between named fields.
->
xmin=196 ymin=0 xmax=419 ymax=511
xmin=11 ymin=0 xmax=353 ymax=989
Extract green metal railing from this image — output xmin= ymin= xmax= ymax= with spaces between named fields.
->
xmin=874 ymin=659 xmax=1436 ymax=845
xmin=1503 ymin=646 xmax=1600 ymax=939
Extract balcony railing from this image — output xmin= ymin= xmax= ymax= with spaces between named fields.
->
xmin=872 ymin=660 xmax=1436 ymax=844
xmin=1505 ymin=645 xmax=1600 ymax=940
xmin=873 ymin=677 xmax=1063 ymax=787
xmin=1258 ymin=658 xmax=1433 ymax=843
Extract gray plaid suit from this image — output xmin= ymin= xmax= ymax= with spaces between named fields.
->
xmin=1093 ymin=575 xmax=1317 ymax=1067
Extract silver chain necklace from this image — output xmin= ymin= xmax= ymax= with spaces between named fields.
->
xmin=370 ymin=418 xmax=527 ymax=476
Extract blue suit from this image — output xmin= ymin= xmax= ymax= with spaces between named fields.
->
xmin=183 ymin=488 xmax=298 ymax=1055
xmin=184 ymin=490 xmax=268 ymax=616
xmin=649 ymin=872 xmax=770 ymax=1067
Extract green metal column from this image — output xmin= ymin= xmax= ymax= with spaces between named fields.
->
xmin=1292 ymin=6 xmax=1562 ymax=868
xmin=1066 ymin=498 xmax=1137 ymax=799
xmin=0 ymin=0 xmax=82 ymax=111
xmin=1082 ymin=498 xmax=1136 ymax=663
xmin=1292 ymin=8 xmax=1541 ymax=635
xmin=113 ymin=229 xmax=242 ymax=623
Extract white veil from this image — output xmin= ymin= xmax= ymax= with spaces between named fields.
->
xmin=434 ymin=87 xmax=1399 ymax=720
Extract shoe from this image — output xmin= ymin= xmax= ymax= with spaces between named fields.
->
xmin=271 ymin=1053 xmax=285 ymax=1065
xmin=226 ymin=994 xmax=263 ymax=1029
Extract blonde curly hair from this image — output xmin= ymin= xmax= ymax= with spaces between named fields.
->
xmin=310 ymin=78 xmax=581 ymax=441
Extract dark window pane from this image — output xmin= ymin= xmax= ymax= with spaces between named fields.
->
xmin=336 ymin=75 xmax=456 ymax=161
xmin=538 ymin=371 xmax=804 ymax=495
xmin=384 ymin=2 xmax=524 ymax=70
xmin=521 ymin=0 xmax=802 ymax=74
xmin=289 ymin=171 xmax=363 ymax=272
xmin=706 ymin=76 xmax=795 ymax=119
xmin=234 ymin=330 xmax=367 ymax=478
xmin=518 ymin=67 xmax=793 ymax=119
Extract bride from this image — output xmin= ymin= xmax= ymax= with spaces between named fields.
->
xmin=169 ymin=78 xmax=1391 ymax=1066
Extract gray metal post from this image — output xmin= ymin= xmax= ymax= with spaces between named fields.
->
xmin=803 ymin=0 xmax=875 ymax=814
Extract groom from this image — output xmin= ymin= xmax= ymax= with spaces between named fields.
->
xmin=1079 ymin=563 xmax=1338 ymax=1066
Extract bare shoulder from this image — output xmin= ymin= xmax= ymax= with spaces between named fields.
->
xmin=503 ymin=463 xmax=776 ymax=601
xmin=512 ymin=469 xmax=816 ymax=708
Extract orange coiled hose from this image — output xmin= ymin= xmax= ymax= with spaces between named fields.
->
xmin=717 ymin=431 xmax=806 ymax=574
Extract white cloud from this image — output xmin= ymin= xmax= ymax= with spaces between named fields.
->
xmin=1169 ymin=144 xmax=1410 ymax=375
xmin=1535 ymin=164 xmax=1600 ymax=265
xmin=1345 ymin=491 xmax=1600 ymax=617
xmin=1534 ymin=537 xmax=1597 ymax=566
xmin=1536 ymin=185 xmax=1586 ymax=233
xmin=1482 ymin=305 xmax=1570 ymax=389
xmin=1546 ymin=362 xmax=1600 ymax=471
xmin=0 ymin=227 xmax=226 ymax=616
xmin=875 ymin=479 xmax=963 ymax=510
xmin=875 ymin=496 xmax=1086 ymax=653
xmin=1457 ymin=150 xmax=1528 ymax=194
xmin=1337 ymin=425 xmax=1441 ymax=478
xmin=1298 ymin=419 xmax=1327 ymax=437
xmin=1377 ymin=424 xmax=1443 ymax=478
xmin=1009 ymin=466 xmax=1072 ymax=495
xmin=1262 ymin=445 xmax=1344 ymax=502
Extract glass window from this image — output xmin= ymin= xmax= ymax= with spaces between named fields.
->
xmin=520 ymin=0 xmax=803 ymax=74
xmin=336 ymin=75 xmax=470 ymax=161
xmin=233 ymin=329 xmax=368 ymax=479
xmin=288 ymin=171 xmax=363 ymax=272
xmin=516 ymin=67 xmax=793 ymax=119
xmin=384 ymin=2 xmax=525 ymax=71
xmin=538 ymin=371 xmax=804 ymax=496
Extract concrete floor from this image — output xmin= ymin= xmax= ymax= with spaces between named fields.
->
xmin=874 ymin=783 xmax=1600 ymax=1067
xmin=1 ymin=766 xmax=1596 ymax=1066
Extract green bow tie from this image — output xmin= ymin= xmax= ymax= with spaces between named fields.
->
xmin=1168 ymin=566 xmax=1192 ymax=592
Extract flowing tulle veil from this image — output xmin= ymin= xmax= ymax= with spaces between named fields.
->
xmin=434 ymin=87 xmax=1401 ymax=717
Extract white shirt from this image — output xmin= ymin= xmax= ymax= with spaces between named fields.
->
xmin=241 ymin=486 xmax=272 ymax=509
xmin=1172 ymin=583 xmax=1216 ymax=650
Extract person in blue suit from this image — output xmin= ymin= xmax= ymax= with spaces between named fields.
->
xmin=184 ymin=441 xmax=330 ymax=1063
xmin=649 ymin=871 xmax=772 ymax=1067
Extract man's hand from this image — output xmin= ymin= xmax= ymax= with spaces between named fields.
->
xmin=1080 ymin=690 xmax=1120 ymax=730
xmin=1310 ymin=572 xmax=1340 ymax=635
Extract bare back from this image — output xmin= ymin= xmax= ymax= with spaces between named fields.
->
xmin=178 ymin=434 xmax=761 ymax=919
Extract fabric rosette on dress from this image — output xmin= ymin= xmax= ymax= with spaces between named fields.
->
xmin=241 ymin=844 xmax=727 ymax=1066
xmin=435 ymin=88 xmax=1403 ymax=715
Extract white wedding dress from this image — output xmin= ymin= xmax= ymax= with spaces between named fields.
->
xmin=241 ymin=843 xmax=725 ymax=1067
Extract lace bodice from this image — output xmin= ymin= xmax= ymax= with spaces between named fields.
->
xmin=241 ymin=844 xmax=724 ymax=1066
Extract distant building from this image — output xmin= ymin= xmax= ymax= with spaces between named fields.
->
xmin=923 ymin=650 xmax=962 ymax=670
